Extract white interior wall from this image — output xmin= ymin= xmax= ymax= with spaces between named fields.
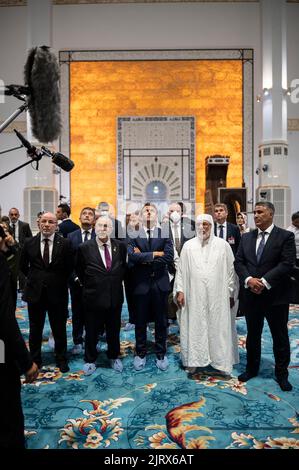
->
xmin=287 ymin=4 xmax=299 ymax=215
xmin=0 ymin=2 xmax=298 ymax=219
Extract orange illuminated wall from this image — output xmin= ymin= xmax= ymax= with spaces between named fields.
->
xmin=70 ymin=60 xmax=242 ymax=221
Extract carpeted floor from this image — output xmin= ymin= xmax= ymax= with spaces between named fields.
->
xmin=18 ymin=301 xmax=299 ymax=450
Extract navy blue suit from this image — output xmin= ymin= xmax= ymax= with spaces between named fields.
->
xmin=67 ymin=228 xmax=96 ymax=345
xmin=128 ymin=227 xmax=174 ymax=358
xmin=214 ymin=222 xmax=241 ymax=257
xmin=235 ymin=226 xmax=296 ymax=379
xmin=58 ymin=219 xmax=80 ymax=238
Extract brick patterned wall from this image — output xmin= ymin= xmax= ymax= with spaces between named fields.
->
xmin=70 ymin=59 xmax=242 ymax=221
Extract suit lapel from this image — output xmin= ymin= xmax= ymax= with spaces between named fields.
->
xmin=226 ymin=223 xmax=231 ymax=241
xmin=251 ymin=229 xmax=258 ymax=262
xmin=258 ymin=226 xmax=277 ymax=262
xmin=111 ymin=239 xmax=118 ymax=269
xmin=92 ymin=239 xmax=106 ymax=270
xmin=34 ymin=233 xmax=43 ymax=263
xmin=51 ymin=233 xmax=63 ymax=264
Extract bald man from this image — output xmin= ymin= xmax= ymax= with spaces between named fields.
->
xmin=20 ymin=212 xmax=73 ymax=373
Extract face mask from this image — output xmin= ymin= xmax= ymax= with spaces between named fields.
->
xmin=170 ymin=211 xmax=181 ymax=224
xmin=100 ymin=210 xmax=109 ymax=217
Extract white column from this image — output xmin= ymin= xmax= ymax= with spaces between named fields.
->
xmin=257 ymin=0 xmax=291 ymax=228
xmin=25 ymin=0 xmax=58 ymax=231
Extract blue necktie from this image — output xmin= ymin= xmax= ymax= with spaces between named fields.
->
xmin=147 ymin=229 xmax=151 ymax=249
xmin=83 ymin=231 xmax=89 ymax=242
xmin=219 ymin=225 xmax=224 ymax=239
xmin=256 ymin=232 xmax=266 ymax=263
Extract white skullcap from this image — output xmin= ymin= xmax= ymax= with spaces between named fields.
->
xmin=196 ymin=214 xmax=214 ymax=225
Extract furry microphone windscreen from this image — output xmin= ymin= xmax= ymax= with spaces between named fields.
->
xmin=24 ymin=46 xmax=62 ymax=143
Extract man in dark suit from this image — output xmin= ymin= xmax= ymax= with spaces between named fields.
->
xmin=0 ymin=227 xmax=38 ymax=449
xmin=9 ymin=207 xmax=33 ymax=295
xmin=76 ymin=216 xmax=127 ymax=375
xmin=20 ymin=212 xmax=73 ymax=373
xmin=67 ymin=207 xmax=96 ymax=354
xmin=128 ymin=203 xmax=174 ymax=371
xmin=214 ymin=203 xmax=241 ymax=257
xmin=97 ymin=201 xmax=124 ymax=241
xmin=161 ymin=202 xmax=195 ymax=323
xmin=9 ymin=207 xmax=33 ymax=247
xmin=56 ymin=203 xmax=80 ymax=238
xmin=235 ymin=201 xmax=296 ymax=391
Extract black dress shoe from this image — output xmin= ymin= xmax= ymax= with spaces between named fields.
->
xmin=276 ymin=378 xmax=292 ymax=392
xmin=57 ymin=362 xmax=70 ymax=373
xmin=238 ymin=371 xmax=257 ymax=382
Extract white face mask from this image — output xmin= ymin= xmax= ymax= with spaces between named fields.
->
xmin=170 ymin=211 xmax=181 ymax=224
xmin=100 ymin=210 xmax=109 ymax=217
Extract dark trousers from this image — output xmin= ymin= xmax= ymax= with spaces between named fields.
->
xmin=0 ymin=374 xmax=24 ymax=449
xmin=124 ymin=273 xmax=136 ymax=324
xmin=134 ymin=283 xmax=168 ymax=358
xmin=69 ymin=281 xmax=85 ymax=345
xmin=167 ymin=278 xmax=178 ymax=321
xmin=84 ymin=305 xmax=122 ymax=363
xmin=245 ymin=304 xmax=290 ymax=379
xmin=27 ymin=289 xmax=68 ymax=366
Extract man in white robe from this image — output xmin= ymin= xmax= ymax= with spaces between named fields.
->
xmin=174 ymin=214 xmax=239 ymax=375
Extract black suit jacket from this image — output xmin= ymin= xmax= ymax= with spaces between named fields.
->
xmin=234 ymin=226 xmax=296 ymax=312
xmin=15 ymin=220 xmax=32 ymax=247
xmin=76 ymin=238 xmax=126 ymax=311
xmin=58 ymin=219 xmax=80 ymax=238
xmin=67 ymin=228 xmax=96 ymax=283
xmin=214 ymin=222 xmax=241 ymax=257
xmin=0 ymin=253 xmax=32 ymax=376
xmin=127 ymin=227 xmax=174 ymax=295
xmin=20 ymin=233 xmax=73 ymax=304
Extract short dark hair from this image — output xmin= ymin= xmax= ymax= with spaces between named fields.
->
xmin=255 ymin=201 xmax=275 ymax=214
xmin=291 ymin=211 xmax=299 ymax=221
xmin=214 ymin=203 xmax=228 ymax=212
xmin=80 ymin=207 xmax=95 ymax=217
xmin=141 ymin=202 xmax=158 ymax=213
xmin=58 ymin=203 xmax=71 ymax=216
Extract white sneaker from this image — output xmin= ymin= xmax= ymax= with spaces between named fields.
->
xmin=83 ymin=363 xmax=96 ymax=376
xmin=155 ymin=356 xmax=169 ymax=371
xmin=124 ymin=322 xmax=135 ymax=331
xmin=48 ymin=333 xmax=55 ymax=350
xmin=71 ymin=344 xmax=83 ymax=355
xmin=133 ymin=355 xmax=146 ymax=371
xmin=110 ymin=358 xmax=123 ymax=373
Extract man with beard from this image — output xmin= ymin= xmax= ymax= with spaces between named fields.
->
xmin=174 ymin=214 xmax=239 ymax=375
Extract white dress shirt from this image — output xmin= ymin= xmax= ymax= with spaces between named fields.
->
xmin=245 ymin=223 xmax=274 ymax=290
xmin=97 ymin=238 xmax=112 ymax=268
xmin=216 ymin=221 xmax=227 ymax=240
xmin=40 ymin=233 xmax=55 ymax=263
xmin=81 ymin=228 xmax=93 ymax=242
xmin=11 ymin=219 xmax=19 ymax=242
xmin=170 ymin=221 xmax=181 ymax=244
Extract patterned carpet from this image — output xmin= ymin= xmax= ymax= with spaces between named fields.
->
xmin=17 ymin=300 xmax=299 ymax=451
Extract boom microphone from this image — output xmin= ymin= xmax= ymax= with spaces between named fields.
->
xmin=14 ymin=129 xmax=37 ymax=154
xmin=24 ymin=46 xmax=61 ymax=143
xmin=41 ymin=146 xmax=74 ymax=173
xmin=14 ymin=129 xmax=74 ymax=173
xmin=3 ymin=84 xmax=30 ymax=97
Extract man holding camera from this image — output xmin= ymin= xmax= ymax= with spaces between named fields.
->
xmin=0 ymin=225 xmax=38 ymax=448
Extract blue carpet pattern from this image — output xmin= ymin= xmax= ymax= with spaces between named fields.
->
xmin=17 ymin=301 xmax=299 ymax=450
